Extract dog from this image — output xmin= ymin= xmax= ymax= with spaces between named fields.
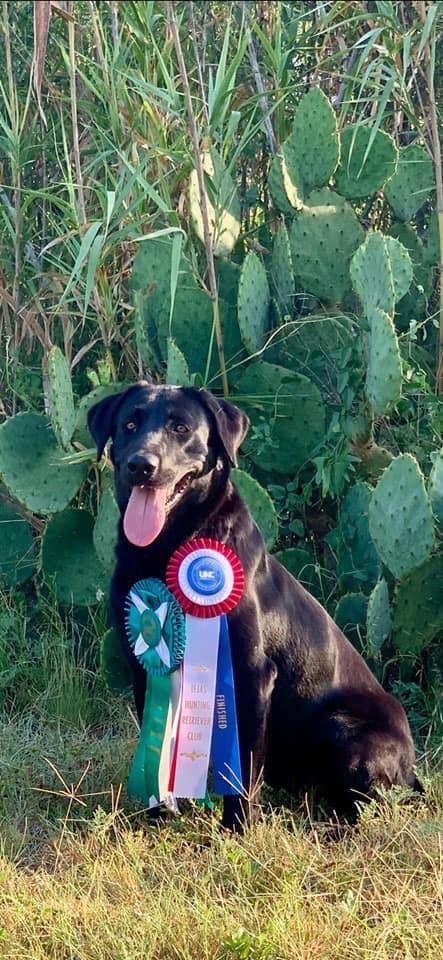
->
xmin=88 ymin=382 xmax=422 ymax=829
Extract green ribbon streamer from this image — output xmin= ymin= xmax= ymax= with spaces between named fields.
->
xmin=125 ymin=579 xmax=186 ymax=808
xmin=127 ymin=672 xmax=171 ymax=805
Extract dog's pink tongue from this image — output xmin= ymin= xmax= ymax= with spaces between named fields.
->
xmin=123 ymin=486 xmax=167 ymax=547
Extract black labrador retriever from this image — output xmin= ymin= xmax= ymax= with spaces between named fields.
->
xmin=88 ymin=382 xmax=421 ymax=829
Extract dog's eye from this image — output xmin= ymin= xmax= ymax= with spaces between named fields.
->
xmin=125 ymin=421 xmax=137 ymax=432
xmin=173 ymin=423 xmax=190 ymax=434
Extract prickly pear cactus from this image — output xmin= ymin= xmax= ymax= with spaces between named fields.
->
xmin=268 ymin=154 xmax=296 ymax=216
xmin=93 ymin=488 xmax=120 ymax=575
xmin=132 ymin=237 xmax=242 ymax=383
xmin=133 ymin=289 xmax=162 ymax=369
xmin=0 ymin=413 xmax=87 ymax=515
xmin=48 ymin=346 xmax=76 ymax=450
xmin=0 ymin=501 xmax=35 ymax=587
xmin=171 ymin=279 xmax=215 ymax=378
xmin=387 ymin=222 xmax=432 ymax=326
xmin=288 ymin=88 xmax=339 ymax=194
xmin=42 ymin=508 xmax=107 ymax=606
xmin=271 ymin=225 xmax=294 ymax=315
xmin=335 ymin=125 xmax=397 ymax=199
xmin=350 ymin=232 xmax=413 ymax=315
xmin=392 ymin=555 xmax=443 ymax=657
xmin=166 ymin=339 xmax=191 ymax=385
xmin=237 ymin=251 xmax=271 ymax=354
xmin=366 ymin=578 xmax=391 ymax=655
xmin=231 ymin=468 xmax=278 ymax=548
xmin=266 ymin=313 xmax=356 ymax=401
xmin=337 ymin=481 xmax=381 ymax=594
xmin=368 ymin=454 xmax=435 ymax=580
xmin=384 ymin=143 xmax=434 ymax=222
xmin=289 ymin=189 xmax=364 ymax=303
xmin=131 ymin=237 xmax=173 ymax=357
xmin=366 ymin=306 xmax=402 ymax=416
xmin=237 ymin=361 xmax=326 ymax=474
xmin=217 ymin=259 xmax=247 ymax=375
xmin=269 ymin=90 xmax=338 ymax=212
xmin=421 ymin=209 xmax=439 ymax=266
xmin=334 ymin=592 xmax=368 ymax=648
xmin=189 ymin=148 xmax=240 ymax=256
xmin=429 ymin=450 xmax=443 ymax=526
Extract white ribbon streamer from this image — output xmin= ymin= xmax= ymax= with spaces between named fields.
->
xmin=172 ymin=614 xmax=220 ymax=799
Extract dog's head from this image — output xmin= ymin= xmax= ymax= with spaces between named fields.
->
xmin=87 ymin=382 xmax=249 ymax=547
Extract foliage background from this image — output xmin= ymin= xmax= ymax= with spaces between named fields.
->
xmin=0 ymin=6 xmax=442 ymax=955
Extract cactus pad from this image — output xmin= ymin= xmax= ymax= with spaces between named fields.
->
xmin=48 ymin=346 xmax=76 ymax=450
xmin=366 ymin=578 xmax=391 ymax=655
xmin=387 ymin=222 xmax=432 ymax=327
xmin=0 ymin=501 xmax=35 ymax=587
xmin=189 ymin=148 xmax=240 ymax=256
xmin=133 ymin=289 xmax=162 ymax=369
xmin=429 ymin=450 xmax=443 ymax=526
xmin=42 ymin=508 xmax=108 ymax=606
xmin=93 ymin=487 xmax=120 ymax=575
xmin=287 ymin=88 xmax=339 ymax=193
xmin=350 ymin=231 xmax=413 ymax=314
xmin=392 ymin=556 xmax=443 ymax=657
xmin=335 ymin=125 xmax=397 ymax=199
xmin=132 ymin=237 xmax=227 ymax=380
xmin=337 ymin=481 xmax=381 ymax=594
xmin=238 ymin=252 xmax=271 ymax=355
xmin=334 ymin=592 xmax=368 ymax=648
xmin=231 ymin=468 xmax=278 ymax=548
xmin=366 ymin=306 xmax=402 ymax=416
xmin=217 ymin=260 xmax=246 ymax=377
xmin=237 ymin=361 xmax=326 ymax=473
xmin=166 ymin=339 xmax=191 ymax=385
xmin=271 ymin=225 xmax=295 ymax=315
xmin=384 ymin=144 xmax=434 ymax=221
xmin=0 ymin=413 xmax=87 ymax=515
xmin=268 ymin=154 xmax=296 ymax=216
xmin=289 ymin=189 xmax=364 ymax=303
xmin=131 ymin=236 xmax=172 ymax=357
xmin=368 ymin=454 xmax=435 ymax=580
xmin=267 ymin=313 xmax=356 ymax=401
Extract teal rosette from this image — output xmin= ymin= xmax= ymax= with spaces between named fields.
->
xmin=125 ymin=578 xmax=186 ymax=808
xmin=125 ymin=579 xmax=186 ymax=675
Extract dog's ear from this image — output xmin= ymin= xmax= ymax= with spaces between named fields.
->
xmin=199 ymin=390 xmax=250 ymax=467
xmin=87 ymin=390 xmax=125 ymax=460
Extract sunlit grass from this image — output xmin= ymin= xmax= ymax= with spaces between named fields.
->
xmin=0 ymin=687 xmax=441 ymax=960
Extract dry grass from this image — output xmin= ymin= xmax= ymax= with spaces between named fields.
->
xmin=0 ymin=704 xmax=441 ymax=960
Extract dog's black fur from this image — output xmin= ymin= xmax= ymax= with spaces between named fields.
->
xmin=88 ymin=382 xmax=422 ymax=829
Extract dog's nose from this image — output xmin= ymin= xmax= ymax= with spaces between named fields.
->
xmin=127 ymin=454 xmax=159 ymax=484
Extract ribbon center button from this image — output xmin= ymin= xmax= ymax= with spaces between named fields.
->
xmin=141 ymin=608 xmax=162 ymax=648
xmin=187 ymin=556 xmax=225 ymax=596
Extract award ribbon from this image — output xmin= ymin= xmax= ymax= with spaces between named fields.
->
xmin=166 ymin=539 xmax=245 ymax=799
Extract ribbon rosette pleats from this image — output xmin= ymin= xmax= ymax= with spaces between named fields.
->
xmin=166 ymin=538 xmax=245 ymax=799
xmin=125 ymin=540 xmax=245 ymax=810
xmin=125 ymin=579 xmax=186 ymax=809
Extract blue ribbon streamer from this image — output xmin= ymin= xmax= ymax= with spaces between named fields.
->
xmin=211 ymin=615 xmax=243 ymax=796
